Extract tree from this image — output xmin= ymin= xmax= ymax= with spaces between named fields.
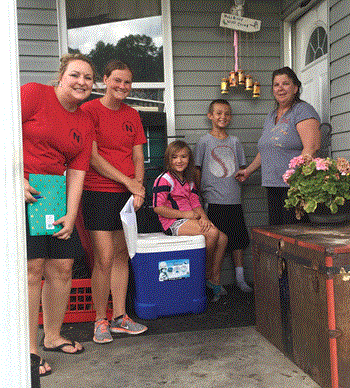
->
xmin=70 ymin=34 xmax=164 ymax=82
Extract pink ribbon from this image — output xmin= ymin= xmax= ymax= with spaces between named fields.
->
xmin=234 ymin=30 xmax=238 ymax=72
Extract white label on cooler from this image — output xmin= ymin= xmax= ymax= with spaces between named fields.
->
xmin=158 ymin=259 xmax=190 ymax=282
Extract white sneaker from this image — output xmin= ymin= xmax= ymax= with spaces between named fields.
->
xmin=237 ymin=281 xmax=253 ymax=293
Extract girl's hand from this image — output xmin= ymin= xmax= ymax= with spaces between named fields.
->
xmin=197 ymin=217 xmax=213 ymax=233
xmin=52 ymin=214 xmax=75 ymax=240
xmin=24 ymin=178 xmax=41 ymax=203
xmin=133 ymin=194 xmax=144 ymax=211
xmin=182 ymin=210 xmax=196 ymax=219
xmin=126 ymin=178 xmax=145 ymax=198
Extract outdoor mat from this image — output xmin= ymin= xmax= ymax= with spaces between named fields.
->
xmin=40 ymin=284 xmax=255 ymax=345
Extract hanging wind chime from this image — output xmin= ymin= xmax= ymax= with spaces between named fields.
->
xmin=220 ymin=0 xmax=261 ymax=98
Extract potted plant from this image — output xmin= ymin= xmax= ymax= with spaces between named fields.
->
xmin=283 ymin=154 xmax=350 ymax=221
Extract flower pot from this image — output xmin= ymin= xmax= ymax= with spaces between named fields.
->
xmin=308 ymin=202 xmax=350 ymax=225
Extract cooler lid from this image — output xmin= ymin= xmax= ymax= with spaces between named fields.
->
xmin=136 ymin=232 xmax=205 ymax=254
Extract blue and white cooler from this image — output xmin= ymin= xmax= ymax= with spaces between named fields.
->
xmin=132 ymin=232 xmax=206 ymax=319
xmin=120 ymin=197 xmax=207 ymax=320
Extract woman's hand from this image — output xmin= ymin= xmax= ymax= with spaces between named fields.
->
xmin=133 ymin=194 xmax=144 ymax=211
xmin=235 ymin=168 xmax=250 ymax=182
xmin=24 ymin=178 xmax=40 ymax=203
xmin=53 ymin=168 xmax=86 ymax=240
xmin=235 ymin=153 xmax=261 ymax=182
xmin=52 ymin=213 xmax=75 ymax=240
xmin=126 ymin=178 xmax=145 ymax=198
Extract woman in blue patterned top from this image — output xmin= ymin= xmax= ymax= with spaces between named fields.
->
xmin=236 ymin=66 xmax=321 ymax=225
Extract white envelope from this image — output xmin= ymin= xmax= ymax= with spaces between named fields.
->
xmin=120 ymin=195 xmax=138 ymax=259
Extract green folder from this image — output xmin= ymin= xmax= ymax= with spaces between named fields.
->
xmin=27 ymin=174 xmax=67 ymax=236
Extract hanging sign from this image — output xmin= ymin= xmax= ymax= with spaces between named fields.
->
xmin=220 ymin=13 xmax=261 ymax=32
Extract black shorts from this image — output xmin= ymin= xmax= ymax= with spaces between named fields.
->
xmin=25 ymin=207 xmax=84 ymax=260
xmin=207 ymin=203 xmax=250 ymax=251
xmin=82 ymin=190 xmax=130 ymax=231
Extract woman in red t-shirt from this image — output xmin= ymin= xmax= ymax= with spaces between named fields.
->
xmin=22 ymin=53 xmax=95 ymax=377
xmin=81 ymin=60 xmax=148 ymax=343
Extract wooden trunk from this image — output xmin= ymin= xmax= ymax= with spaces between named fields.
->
xmin=252 ymin=223 xmax=350 ymax=388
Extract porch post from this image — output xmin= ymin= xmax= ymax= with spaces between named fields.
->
xmin=0 ymin=0 xmax=30 ymax=386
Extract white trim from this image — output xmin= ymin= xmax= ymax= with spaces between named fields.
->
xmin=57 ymin=0 xmax=68 ymax=55
xmin=97 ymin=82 xmax=166 ymax=90
xmin=161 ymin=0 xmax=175 ymax=140
xmin=283 ymin=21 xmax=292 ymax=68
xmin=0 ymin=0 xmax=30 ymax=385
xmin=132 ymin=82 xmax=165 ymax=89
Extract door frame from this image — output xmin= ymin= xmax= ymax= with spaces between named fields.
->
xmin=282 ymin=0 xmax=328 ymax=70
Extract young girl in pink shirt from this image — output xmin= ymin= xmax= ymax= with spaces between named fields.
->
xmin=153 ymin=140 xmax=228 ymax=301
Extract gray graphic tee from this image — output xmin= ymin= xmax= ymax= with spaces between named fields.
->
xmin=194 ymin=133 xmax=246 ymax=204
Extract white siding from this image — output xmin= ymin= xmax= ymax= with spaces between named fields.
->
xmin=329 ymin=0 xmax=350 ymax=160
xmin=17 ymin=0 xmax=60 ymax=85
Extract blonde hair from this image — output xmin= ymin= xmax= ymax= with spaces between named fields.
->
xmin=53 ymin=53 xmax=97 ymax=85
xmin=164 ymin=140 xmax=196 ymax=182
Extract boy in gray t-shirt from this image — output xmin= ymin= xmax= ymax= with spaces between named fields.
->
xmin=194 ymin=99 xmax=252 ymax=295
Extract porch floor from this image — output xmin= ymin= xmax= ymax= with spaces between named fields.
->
xmin=39 ymin=285 xmax=321 ymax=388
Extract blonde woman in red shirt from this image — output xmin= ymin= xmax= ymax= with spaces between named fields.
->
xmin=22 ymin=53 xmax=96 ymax=376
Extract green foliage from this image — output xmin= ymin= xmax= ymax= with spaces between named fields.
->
xmin=283 ymin=156 xmax=350 ymax=219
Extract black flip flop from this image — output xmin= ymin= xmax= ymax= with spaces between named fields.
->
xmin=39 ymin=358 xmax=52 ymax=377
xmin=43 ymin=340 xmax=85 ymax=354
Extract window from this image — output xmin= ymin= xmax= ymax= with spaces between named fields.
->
xmin=67 ymin=16 xmax=164 ymax=111
xmin=62 ymin=0 xmax=174 ymax=120
xmin=67 ymin=16 xmax=163 ymax=81
xmin=305 ymin=26 xmax=328 ymax=66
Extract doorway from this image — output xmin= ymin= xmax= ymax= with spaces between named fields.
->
xmin=293 ymin=0 xmax=329 ymax=123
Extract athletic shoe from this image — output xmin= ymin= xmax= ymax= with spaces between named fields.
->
xmin=93 ymin=318 xmax=113 ymax=344
xmin=110 ymin=314 xmax=148 ymax=335
xmin=206 ymin=280 xmax=228 ymax=296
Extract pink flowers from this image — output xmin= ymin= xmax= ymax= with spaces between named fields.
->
xmin=284 ymin=155 xmax=336 ymax=184
xmin=288 ymin=155 xmax=305 ymax=169
xmin=283 ymin=168 xmax=295 ymax=183
xmin=313 ymin=157 xmax=331 ymax=171
xmin=336 ymin=158 xmax=350 ymax=175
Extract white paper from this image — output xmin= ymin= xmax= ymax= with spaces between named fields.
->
xmin=120 ymin=195 xmax=138 ymax=259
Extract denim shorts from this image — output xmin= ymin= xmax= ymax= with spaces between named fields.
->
xmin=165 ymin=219 xmax=189 ymax=236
